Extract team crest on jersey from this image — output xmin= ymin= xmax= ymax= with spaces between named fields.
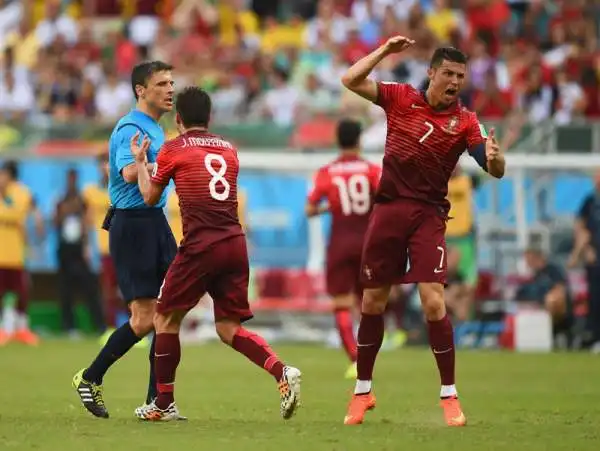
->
xmin=443 ymin=116 xmax=460 ymax=134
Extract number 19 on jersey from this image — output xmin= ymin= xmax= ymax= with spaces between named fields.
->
xmin=332 ymin=174 xmax=370 ymax=216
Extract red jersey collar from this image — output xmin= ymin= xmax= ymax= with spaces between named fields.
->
xmin=336 ymin=152 xmax=362 ymax=162
xmin=418 ymin=89 xmax=461 ymax=115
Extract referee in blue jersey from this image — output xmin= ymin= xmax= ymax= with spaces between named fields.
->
xmin=72 ymin=61 xmax=180 ymax=419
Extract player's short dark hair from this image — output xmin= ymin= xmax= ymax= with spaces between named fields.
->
xmin=176 ymin=86 xmax=212 ymax=129
xmin=131 ymin=61 xmax=173 ymax=100
xmin=1 ymin=160 xmax=18 ymax=180
xmin=430 ymin=47 xmax=468 ymax=69
xmin=337 ymin=119 xmax=362 ymax=149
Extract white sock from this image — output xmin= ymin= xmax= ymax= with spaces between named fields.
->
xmin=354 ymin=380 xmax=372 ymax=395
xmin=440 ymin=384 xmax=457 ymax=398
xmin=2 ymin=304 xmax=17 ymax=334
xmin=16 ymin=312 xmax=29 ymax=330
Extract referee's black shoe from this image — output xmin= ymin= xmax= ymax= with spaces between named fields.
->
xmin=72 ymin=368 xmax=109 ymax=418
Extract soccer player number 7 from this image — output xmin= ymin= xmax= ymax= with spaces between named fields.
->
xmin=130 ymin=131 xmax=151 ymax=163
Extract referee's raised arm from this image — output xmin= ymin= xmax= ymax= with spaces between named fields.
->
xmin=72 ymin=61 xmax=185 ymax=421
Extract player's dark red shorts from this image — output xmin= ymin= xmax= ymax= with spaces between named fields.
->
xmin=157 ymin=235 xmax=253 ymax=322
xmin=326 ymin=242 xmax=363 ymax=297
xmin=360 ymin=198 xmax=448 ymax=287
xmin=0 ymin=267 xmax=28 ymax=302
xmin=100 ymin=255 xmax=118 ymax=291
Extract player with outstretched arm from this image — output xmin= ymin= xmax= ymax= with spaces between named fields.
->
xmin=131 ymin=86 xmax=302 ymax=421
xmin=340 ymin=37 xmax=505 ymax=426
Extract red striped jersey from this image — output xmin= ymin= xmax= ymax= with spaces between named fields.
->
xmin=308 ymin=153 xmax=380 ymax=245
xmin=374 ymin=82 xmax=486 ymax=211
xmin=152 ymin=131 xmax=243 ymax=251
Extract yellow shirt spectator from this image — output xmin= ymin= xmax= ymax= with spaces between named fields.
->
xmin=218 ymin=4 xmax=259 ymax=47
xmin=167 ymin=189 xmax=183 ymax=245
xmin=238 ymin=188 xmax=247 ymax=231
xmin=83 ymin=184 xmax=110 ymax=256
xmin=426 ymin=8 xmax=457 ymax=44
xmin=446 ymin=174 xmax=474 ymax=237
xmin=0 ymin=182 xmax=32 ymax=269
xmin=261 ymin=19 xmax=306 ymax=54
xmin=3 ymin=30 xmax=40 ymax=70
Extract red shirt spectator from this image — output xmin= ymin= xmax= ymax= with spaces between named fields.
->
xmin=472 ymin=71 xmax=514 ymax=119
xmin=342 ymin=28 xmax=371 ymax=65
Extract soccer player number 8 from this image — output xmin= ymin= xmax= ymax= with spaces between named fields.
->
xmin=205 ymin=153 xmax=230 ymax=201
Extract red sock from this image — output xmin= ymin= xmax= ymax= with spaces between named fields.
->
xmin=334 ymin=308 xmax=357 ymax=362
xmin=356 ymin=313 xmax=384 ymax=381
xmin=154 ymin=333 xmax=181 ymax=409
xmin=427 ymin=314 xmax=455 ymax=386
xmin=232 ymin=328 xmax=285 ymax=381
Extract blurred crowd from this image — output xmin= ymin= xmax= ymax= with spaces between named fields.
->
xmin=2 ymin=0 xmax=600 ymax=130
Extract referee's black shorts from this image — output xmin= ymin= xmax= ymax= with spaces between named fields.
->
xmin=109 ymin=208 xmax=177 ymax=304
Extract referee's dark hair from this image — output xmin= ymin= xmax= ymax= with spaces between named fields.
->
xmin=131 ymin=61 xmax=173 ymax=100
xmin=1 ymin=160 xmax=18 ymax=180
xmin=176 ymin=86 xmax=212 ymax=129
xmin=337 ymin=119 xmax=362 ymax=150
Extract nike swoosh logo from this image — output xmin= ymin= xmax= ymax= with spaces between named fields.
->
xmin=357 ymin=343 xmax=375 ymax=347
xmin=433 ymin=348 xmax=452 ymax=354
xmin=411 ymin=103 xmax=424 ymax=109
xmin=155 ymin=353 xmax=170 ymax=357
xmin=434 ymin=268 xmax=444 ymax=273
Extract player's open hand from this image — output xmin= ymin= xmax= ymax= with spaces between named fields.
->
xmin=485 ymin=127 xmax=501 ymax=162
xmin=130 ymin=131 xmax=150 ymax=164
xmin=383 ymin=36 xmax=415 ymax=55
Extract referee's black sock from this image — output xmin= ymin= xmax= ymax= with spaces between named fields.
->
xmin=146 ymin=333 xmax=157 ymax=404
xmin=83 ymin=322 xmax=141 ymax=384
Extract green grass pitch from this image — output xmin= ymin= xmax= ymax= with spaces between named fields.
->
xmin=1 ymin=340 xmax=600 ymax=450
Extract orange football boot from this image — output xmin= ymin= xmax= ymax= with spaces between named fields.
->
xmin=14 ymin=328 xmax=40 ymax=346
xmin=343 ymin=392 xmax=376 ymax=425
xmin=0 ymin=329 xmax=10 ymax=346
xmin=440 ymin=396 xmax=467 ymax=427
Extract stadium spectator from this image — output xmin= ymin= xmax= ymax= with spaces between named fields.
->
xmin=349 ymin=0 xmax=381 ymax=46
xmin=444 ymin=247 xmax=471 ymax=323
xmin=468 ymin=38 xmax=493 ymax=91
xmin=297 ymin=72 xmax=339 ymax=118
xmin=95 ymin=66 xmax=134 ymax=123
xmin=0 ymin=68 xmax=35 ymax=122
xmin=2 ymin=18 xmax=40 ymax=74
xmin=570 ymin=170 xmax=600 ymax=353
xmin=472 ymin=70 xmax=514 ymax=119
xmin=425 ymin=0 xmax=458 ymax=44
xmin=0 ymin=0 xmax=23 ymax=44
xmin=54 ymin=168 xmax=104 ymax=337
xmin=0 ymin=0 xmax=597 ymax=133
xmin=76 ymin=79 xmax=97 ymax=119
xmin=517 ymin=64 xmax=556 ymax=124
xmin=446 ymin=167 xmax=478 ymax=309
xmin=554 ymin=67 xmax=586 ymax=125
xmin=261 ymin=66 xmax=300 ymax=126
xmin=515 ymin=248 xmax=572 ymax=345
xmin=303 ymin=0 xmax=349 ymax=49
xmin=35 ymin=0 xmax=78 ymax=48
xmin=211 ymin=72 xmax=246 ymax=124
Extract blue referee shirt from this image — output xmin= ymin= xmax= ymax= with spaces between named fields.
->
xmin=108 ymin=109 xmax=167 ymax=209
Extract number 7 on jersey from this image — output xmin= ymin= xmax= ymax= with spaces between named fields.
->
xmin=419 ymin=121 xmax=434 ymax=143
